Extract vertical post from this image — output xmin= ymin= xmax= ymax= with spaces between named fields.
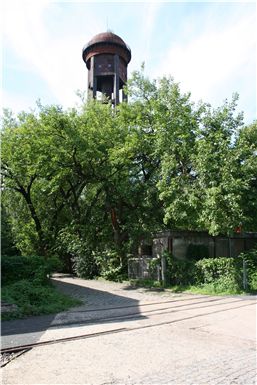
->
xmin=122 ymin=89 xmax=127 ymax=103
xmin=114 ymin=54 xmax=120 ymax=105
xmin=157 ymin=255 xmax=161 ymax=282
xmin=161 ymin=255 xmax=167 ymax=286
xmin=92 ymin=76 xmax=97 ymax=99
xmin=90 ymin=57 xmax=97 ymax=99
xmin=87 ymin=71 xmax=93 ymax=100
xmin=243 ymin=259 xmax=248 ymax=291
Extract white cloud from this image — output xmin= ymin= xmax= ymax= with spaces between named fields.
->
xmin=2 ymin=89 xmax=38 ymax=113
xmin=2 ymin=1 xmax=102 ymax=109
xmin=155 ymin=8 xmax=256 ymax=122
xmin=2 ymin=0 xmax=256 ymax=124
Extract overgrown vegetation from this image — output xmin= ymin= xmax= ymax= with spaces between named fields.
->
xmin=167 ymin=249 xmax=257 ymax=294
xmin=2 ymin=255 xmax=62 ymax=286
xmin=1 ymin=255 xmax=81 ymax=320
xmin=130 ymin=249 xmax=257 ymax=295
xmin=2 ymin=280 xmax=81 ymax=320
xmin=1 ymin=68 xmax=257 ymax=282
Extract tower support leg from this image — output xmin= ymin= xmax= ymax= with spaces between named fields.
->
xmin=114 ymin=54 xmax=120 ymax=105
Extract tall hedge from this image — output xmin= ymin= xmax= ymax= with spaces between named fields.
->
xmin=165 ymin=249 xmax=257 ymax=292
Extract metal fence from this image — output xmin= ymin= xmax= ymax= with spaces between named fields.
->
xmin=128 ymin=257 xmax=160 ymax=280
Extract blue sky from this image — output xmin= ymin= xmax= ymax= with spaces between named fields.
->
xmin=2 ymin=1 xmax=256 ymax=124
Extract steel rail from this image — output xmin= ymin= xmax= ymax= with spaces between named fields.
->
xmin=1 ymin=300 xmax=255 ymax=355
xmin=60 ymin=294 xmax=213 ymax=314
xmin=47 ymin=296 xmax=244 ymax=329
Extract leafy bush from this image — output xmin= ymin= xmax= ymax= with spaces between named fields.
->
xmin=165 ymin=252 xmax=196 ymax=286
xmin=1 ymin=255 xmax=62 ymax=286
xmin=163 ymin=249 xmax=257 ymax=294
xmin=72 ymin=248 xmax=99 ymax=279
xmin=249 ymin=273 xmax=257 ymax=291
xmin=100 ymin=265 xmax=125 ymax=282
xmin=130 ymin=279 xmax=163 ymax=288
xmin=57 ymin=230 xmax=98 ymax=279
xmin=1 ymin=279 xmax=81 ymax=320
xmin=194 ymin=251 xmax=257 ymax=293
xmin=195 ymin=257 xmax=238 ymax=283
xmin=95 ymin=250 xmax=127 ymax=282
xmin=238 ymin=249 xmax=257 ymax=291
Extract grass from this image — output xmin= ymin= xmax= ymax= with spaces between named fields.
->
xmin=129 ymin=279 xmax=256 ymax=295
xmin=166 ymin=284 xmax=246 ymax=296
xmin=1 ymin=279 xmax=82 ymax=321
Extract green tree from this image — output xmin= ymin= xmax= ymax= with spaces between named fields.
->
xmin=2 ymin=70 xmax=256 ymax=277
xmin=193 ymin=95 xmax=245 ymax=235
xmin=234 ymin=121 xmax=257 ymax=231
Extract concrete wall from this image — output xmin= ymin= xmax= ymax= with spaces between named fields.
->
xmin=152 ymin=231 xmax=257 ymax=260
xmin=130 ymin=231 xmax=257 ymax=281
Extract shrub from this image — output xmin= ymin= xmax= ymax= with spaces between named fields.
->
xmin=1 ymin=279 xmax=81 ymax=320
xmin=72 ymin=248 xmax=98 ymax=279
xmin=56 ymin=230 xmax=98 ymax=279
xmin=100 ymin=265 xmax=125 ymax=282
xmin=1 ymin=255 xmax=62 ymax=286
xmin=1 ymin=255 xmax=27 ymax=284
xmin=165 ymin=252 xmax=196 ymax=286
xmin=194 ymin=257 xmax=241 ymax=292
xmin=94 ymin=250 xmax=127 ymax=282
xmin=238 ymin=248 xmax=257 ymax=291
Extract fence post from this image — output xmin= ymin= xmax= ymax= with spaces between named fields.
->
xmin=243 ymin=259 xmax=248 ymax=291
xmin=161 ymin=255 xmax=167 ymax=286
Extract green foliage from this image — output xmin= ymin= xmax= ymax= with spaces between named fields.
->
xmin=235 ymin=122 xmax=257 ymax=231
xmin=1 ymin=204 xmax=20 ymax=256
xmin=148 ymin=257 xmax=160 ymax=278
xmin=129 ymin=279 xmax=163 ymax=289
xmin=1 ymin=255 xmax=62 ymax=286
xmin=239 ymin=248 xmax=257 ymax=291
xmin=94 ymin=250 xmax=127 ymax=282
xmin=194 ymin=252 xmax=257 ymax=293
xmin=173 ymin=284 xmax=244 ymax=296
xmin=165 ymin=252 xmax=196 ymax=286
xmin=194 ymin=257 xmax=240 ymax=287
xmin=163 ymin=249 xmax=257 ymax=294
xmin=72 ymin=251 xmax=98 ymax=279
xmin=56 ymin=229 xmax=98 ymax=279
xmin=1 ymin=279 xmax=81 ymax=320
xmin=249 ymin=273 xmax=257 ymax=291
xmin=1 ymin=69 xmax=257 ymax=280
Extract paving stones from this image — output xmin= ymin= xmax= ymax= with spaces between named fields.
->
xmin=1 ymin=276 xmax=256 ymax=385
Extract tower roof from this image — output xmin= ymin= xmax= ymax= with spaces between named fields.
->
xmin=82 ymin=31 xmax=131 ymax=67
xmin=86 ymin=31 xmax=128 ymax=48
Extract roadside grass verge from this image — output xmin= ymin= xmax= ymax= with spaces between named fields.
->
xmin=1 ymin=279 xmax=82 ymax=321
xmin=129 ymin=279 xmax=256 ymax=296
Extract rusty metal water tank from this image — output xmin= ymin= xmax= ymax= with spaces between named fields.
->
xmin=82 ymin=31 xmax=131 ymax=105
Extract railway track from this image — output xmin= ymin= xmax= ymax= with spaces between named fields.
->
xmin=1 ymin=295 xmax=255 ymax=361
xmin=43 ymin=295 xmax=248 ymax=329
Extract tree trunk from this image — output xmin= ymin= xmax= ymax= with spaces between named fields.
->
xmin=19 ymin=187 xmax=46 ymax=256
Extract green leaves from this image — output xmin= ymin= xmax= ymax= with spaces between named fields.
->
xmin=1 ymin=68 xmax=256 ymax=271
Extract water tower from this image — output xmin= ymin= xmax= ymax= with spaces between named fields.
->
xmin=82 ymin=31 xmax=131 ymax=105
